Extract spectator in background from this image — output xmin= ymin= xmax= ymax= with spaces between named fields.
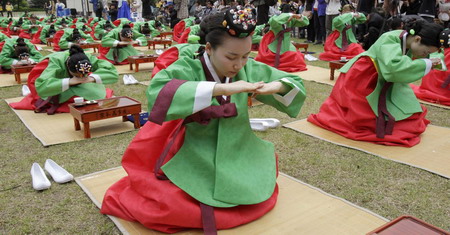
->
xmin=325 ymin=0 xmax=340 ymax=36
xmin=0 ymin=4 xmax=3 ymax=17
xmin=400 ymin=0 xmax=422 ymax=15
xmin=109 ymin=4 xmax=118 ymax=21
xmin=356 ymin=0 xmax=375 ymax=41
xmin=6 ymin=2 xmax=13 ymax=18
xmin=313 ymin=0 xmax=327 ymax=45
xmin=418 ymin=0 xmax=437 ymax=23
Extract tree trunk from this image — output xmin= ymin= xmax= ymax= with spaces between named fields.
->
xmin=176 ymin=0 xmax=189 ymax=19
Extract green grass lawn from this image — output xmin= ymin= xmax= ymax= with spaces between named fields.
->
xmin=0 ymin=43 xmax=449 ymax=234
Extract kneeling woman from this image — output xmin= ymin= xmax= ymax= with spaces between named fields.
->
xmin=99 ymin=24 xmax=147 ymax=65
xmin=0 ymin=37 xmax=43 ymax=72
xmin=54 ymin=28 xmax=94 ymax=51
xmin=100 ymin=8 xmax=306 ymax=233
xmin=255 ymin=12 xmax=309 ymax=72
xmin=308 ymin=20 xmax=444 ymax=147
xmin=411 ymin=30 xmax=450 ymax=106
xmin=319 ymin=4 xmax=366 ymax=61
xmin=9 ymin=45 xmax=118 ymax=114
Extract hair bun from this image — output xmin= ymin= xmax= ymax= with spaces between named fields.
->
xmin=69 ymin=45 xmax=85 ymax=56
xmin=123 ymin=24 xmax=131 ymax=29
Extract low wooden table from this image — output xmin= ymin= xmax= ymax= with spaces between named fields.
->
xmin=147 ymin=39 xmax=172 ymax=50
xmin=69 ymin=96 xmax=142 ymax=138
xmin=11 ymin=64 xmax=35 ymax=84
xmin=160 ymin=31 xmax=173 ymax=39
xmin=46 ymin=37 xmax=53 ymax=47
xmin=127 ymin=55 xmax=158 ymax=72
xmin=329 ymin=60 xmax=347 ymax=80
xmin=366 ymin=215 xmax=450 ymax=235
xmin=292 ymin=42 xmax=309 ymax=53
xmin=79 ymin=42 xmax=101 ymax=53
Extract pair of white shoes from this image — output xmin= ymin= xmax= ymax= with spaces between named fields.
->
xmin=123 ymin=74 xmax=139 ymax=85
xmin=250 ymin=118 xmax=281 ymax=131
xmin=30 ymin=159 xmax=74 ymax=191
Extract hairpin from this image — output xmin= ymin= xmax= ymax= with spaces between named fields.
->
xmin=75 ymin=61 xmax=92 ymax=75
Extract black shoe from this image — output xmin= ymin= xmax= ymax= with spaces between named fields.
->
xmin=304 ymin=40 xmax=314 ymax=43
xmin=313 ymin=41 xmax=323 ymax=45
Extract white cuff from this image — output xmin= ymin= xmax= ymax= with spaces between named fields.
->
xmin=272 ymin=78 xmax=300 ymax=107
xmin=68 ymin=42 xmax=73 ymax=48
xmin=136 ymin=39 xmax=142 ymax=46
xmin=12 ymin=60 xmax=18 ymax=65
xmin=29 ymin=58 xmax=35 ymax=63
xmin=193 ymin=81 xmax=216 ymax=113
xmin=423 ymin=58 xmax=432 ymax=75
xmin=113 ymin=40 xmax=119 ymax=47
xmin=90 ymin=74 xmax=102 ymax=84
xmin=62 ymin=78 xmax=70 ymax=91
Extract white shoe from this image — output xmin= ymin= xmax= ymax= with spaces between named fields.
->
xmin=31 ymin=163 xmax=51 ymax=191
xmin=250 ymin=120 xmax=270 ymax=131
xmin=22 ymin=85 xmax=31 ymax=96
xmin=44 ymin=159 xmax=73 ymax=184
xmin=250 ymin=118 xmax=280 ymax=128
xmin=123 ymin=75 xmax=130 ymax=85
xmin=156 ymin=49 xmax=164 ymax=55
xmin=127 ymin=74 xmax=139 ymax=84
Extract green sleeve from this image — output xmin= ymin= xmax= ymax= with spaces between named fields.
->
xmin=132 ymin=29 xmax=148 ymax=46
xmin=88 ymin=54 xmax=119 ymax=84
xmin=58 ymin=31 xmax=71 ymax=50
xmin=39 ymin=26 xmax=49 ymax=43
xmin=35 ymin=58 xmax=66 ymax=98
xmin=27 ymin=41 xmax=43 ymax=62
xmin=375 ymin=36 xmax=429 ymax=83
xmin=146 ymin=59 xmax=206 ymax=121
xmin=0 ymin=40 xmax=17 ymax=68
xmin=0 ymin=32 xmax=8 ymax=41
xmin=80 ymin=31 xmax=94 ymax=43
xmin=332 ymin=13 xmax=366 ymax=31
xmin=243 ymin=59 xmax=306 ymax=118
xmin=101 ymin=30 xmax=119 ymax=47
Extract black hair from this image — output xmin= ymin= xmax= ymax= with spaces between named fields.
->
xmin=47 ymin=24 xmax=56 ymax=37
xmin=14 ymin=38 xmax=30 ymax=59
xmin=81 ymin=25 xmax=87 ymax=31
xmin=67 ymin=45 xmax=91 ymax=75
xmin=141 ymin=23 xmax=151 ymax=35
xmin=389 ymin=17 xmax=403 ymax=30
xmin=404 ymin=19 xmax=444 ymax=48
xmin=198 ymin=12 xmax=228 ymax=47
xmin=104 ymin=21 xmax=113 ymax=30
xmin=154 ymin=20 xmax=162 ymax=28
xmin=120 ymin=24 xmax=133 ymax=38
xmin=69 ymin=28 xmax=82 ymax=42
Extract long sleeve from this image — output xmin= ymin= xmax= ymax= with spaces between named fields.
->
xmin=243 ymin=59 xmax=306 ymax=118
xmin=0 ymin=40 xmax=18 ymax=68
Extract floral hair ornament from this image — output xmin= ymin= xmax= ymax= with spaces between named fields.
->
xmin=439 ymin=28 xmax=450 ymax=48
xmin=222 ymin=6 xmax=257 ymax=38
xmin=75 ymin=60 xmax=92 ymax=76
xmin=409 ymin=29 xmax=415 ymax=35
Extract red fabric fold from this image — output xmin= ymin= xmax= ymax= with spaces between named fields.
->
xmin=319 ymin=31 xmax=364 ymax=61
xmin=172 ymin=21 xmax=186 ymax=42
xmin=308 ymin=56 xmax=429 ymax=147
xmin=52 ymin=30 xmax=65 ymax=51
xmin=151 ymin=46 xmax=180 ymax=78
xmin=255 ymin=31 xmax=307 ymax=72
xmin=100 ymin=120 xmax=279 ymax=233
xmin=411 ymin=48 xmax=450 ymax=106
xmin=31 ymin=27 xmax=43 ymax=44
xmin=177 ymin=27 xmax=191 ymax=44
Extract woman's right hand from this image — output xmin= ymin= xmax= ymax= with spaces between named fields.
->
xmin=213 ymin=80 xmax=264 ymax=97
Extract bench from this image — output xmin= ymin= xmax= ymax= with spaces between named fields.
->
xmin=147 ymin=39 xmax=172 ymax=50
xmin=11 ymin=64 xmax=35 ymax=84
xmin=292 ymin=42 xmax=309 ymax=53
xmin=329 ymin=60 xmax=347 ymax=80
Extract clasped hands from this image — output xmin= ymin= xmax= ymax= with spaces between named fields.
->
xmin=118 ymin=40 xmax=139 ymax=46
xmin=213 ymin=80 xmax=288 ymax=97
xmin=69 ymin=75 xmax=95 ymax=85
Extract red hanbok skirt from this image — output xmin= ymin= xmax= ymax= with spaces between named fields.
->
xmin=177 ymin=27 xmax=191 ymax=44
xmin=319 ymin=31 xmax=364 ymax=61
xmin=308 ymin=56 xmax=429 ymax=147
xmin=411 ymin=48 xmax=450 ymax=106
xmin=255 ymin=31 xmax=307 ymax=72
xmin=151 ymin=46 xmax=180 ymax=78
xmin=101 ymin=120 xmax=279 ymax=233
xmin=172 ymin=21 xmax=186 ymax=43
xmin=31 ymin=27 xmax=43 ymax=44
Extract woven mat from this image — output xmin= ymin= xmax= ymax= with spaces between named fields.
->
xmin=291 ymin=65 xmax=337 ymax=86
xmin=417 ymin=100 xmax=450 ymax=110
xmin=285 ymin=119 xmax=450 ymax=179
xmin=0 ymin=73 xmax=27 ymax=87
xmin=76 ymin=166 xmax=387 ymax=234
xmin=5 ymin=97 xmax=137 ymax=146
